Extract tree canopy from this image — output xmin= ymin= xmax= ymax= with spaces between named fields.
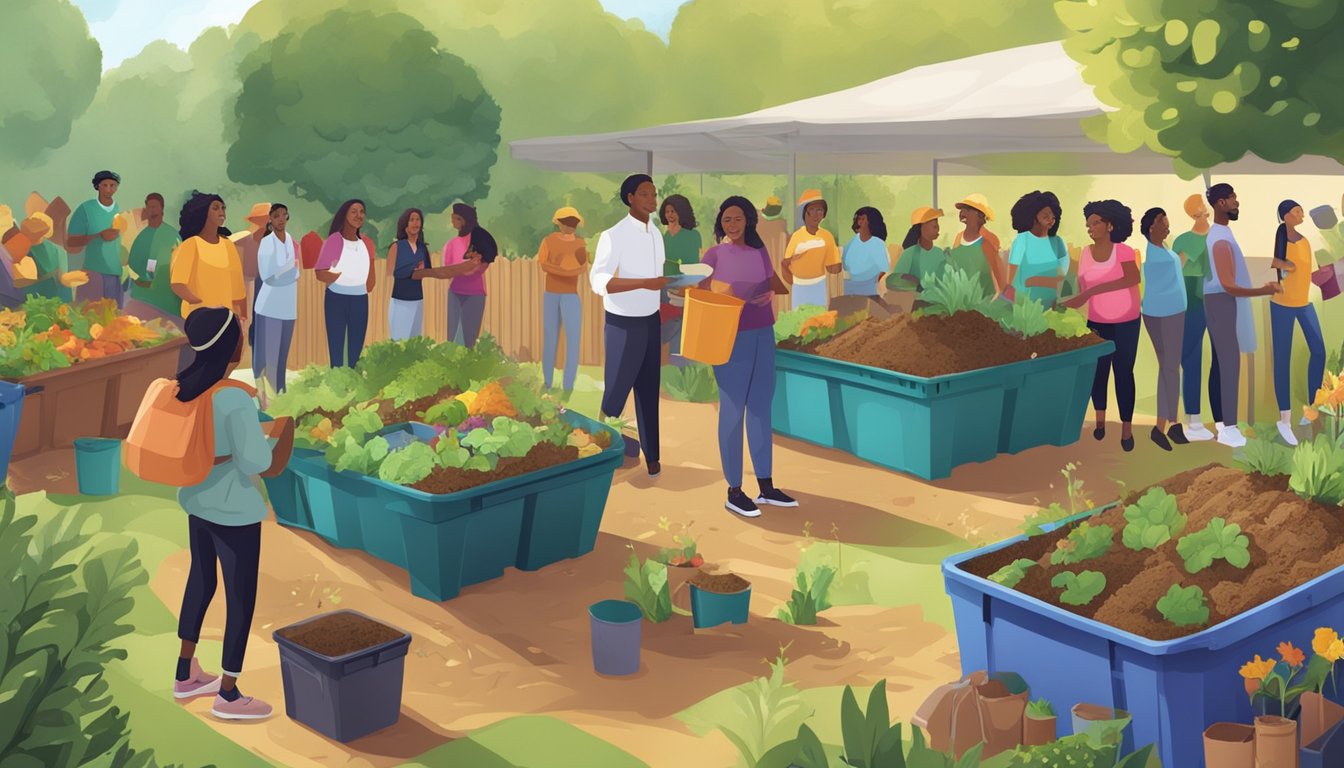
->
xmin=1058 ymin=0 xmax=1344 ymax=178
xmin=227 ymin=8 xmax=501 ymax=224
xmin=0 ymin=0 xmax=101 ymax=167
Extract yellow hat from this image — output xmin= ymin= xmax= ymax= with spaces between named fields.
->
xmin=246 ymin=202 xmax=271 ymax=228
xmin=910 ymin=206 xmax=944 ymax=226
xmin=21 ymin=212 xmax=53 ymax=239
xmin=954 ymin=193 xmax=995 ymax=222
xmin=552 ymin=206 xmax=584 ymax=227
xmin=765 ymin=194 xmax=782 ymax=207
xmin=797 ymin=189 xmax=825 ymax=207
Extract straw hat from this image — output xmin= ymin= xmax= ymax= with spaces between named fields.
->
xmin=910 ymin=206 xmax=944 ymax=226
xmin=20 ymin=212 xmax=53 ymax=240
xmin=552 ymin=206 xmax=584 ymax=227
xmin=245 ymin=202 xmax=271 ymax=229
xmin=954 ymin=193 xmax=995 ymax=222
xmin=797 ymin=189 xmax=825 ymax=208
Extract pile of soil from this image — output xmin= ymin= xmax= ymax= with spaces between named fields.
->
xmin=277 ymin=612 xmax=404 ymax=657
xmin=378 ymin=392 xmax=455 ymax=427
xmin=411 ymin=442 xmax=580 ymax=496
xmin=690 ymin=572 xmax=751 ymax=594
xmin=783 ymin=312 xmax=1100 ymax=378
xmin=963 ymin=464 xmax=1344 ymax=640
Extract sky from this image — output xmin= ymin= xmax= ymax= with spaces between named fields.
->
xmin=74 ymin=0 xmax=688 ymax=70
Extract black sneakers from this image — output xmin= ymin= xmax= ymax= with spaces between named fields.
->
xmin=1167 ymin=424 xmax=1190 ymax=445
xmin=1150 ymin=426 xmax=1173 ymax=452
xmin=726 ymin=488 xmax=761 ymax=518
xmin=756 ymin=479 xmax=798 ymax=507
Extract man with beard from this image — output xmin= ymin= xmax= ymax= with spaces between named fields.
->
xmin=1202 ymin=183 xmax=1281 ymax=447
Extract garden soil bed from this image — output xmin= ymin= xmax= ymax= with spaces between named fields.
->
xmin=410 ymin=441 xmax=580 ymax=495
xmin=689 ymin=572 xmax=751 ymax=594
xmin=782 ymin=311 xmax=1101 ymax=378
xmin=963 ymin=463 xmax=1344 ymax=640
xmin=276 ymin=612 xmax=403 ymax=657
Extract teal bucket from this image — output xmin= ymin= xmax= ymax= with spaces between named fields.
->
xmin=74 ymin=437 xmax=122 ymax=496
xmin=689 ymin=584 xmax=751 ymax=629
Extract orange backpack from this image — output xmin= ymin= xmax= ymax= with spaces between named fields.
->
xmin=124 ymin=378 xmax=258 ymax=486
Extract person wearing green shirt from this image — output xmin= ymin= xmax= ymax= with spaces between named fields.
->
xmin=1007 ymin=190 xmax=1069 ymax=306
xmin=66 ymin=170 xmax=126 ymax=307
xmin=19 ymin=213 xmax=83 ymax=302
xmin=1172 ymin=192 xmax=1219 ymax=442
xmin=887 ymin=207 xmax=948 ymax=304
xmin=659 ymin=194 xmax=702 ymax=357
xmin=948 ymin=193 xmax=1005 ymax=299
xmin=127 ymin=192 xmax=183 ymax=324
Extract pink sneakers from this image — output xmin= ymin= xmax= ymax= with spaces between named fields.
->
xmin=210 ymin=692 xmax=274 ymax=720
xmin=173 ymin=658 xmax=221 ymax=700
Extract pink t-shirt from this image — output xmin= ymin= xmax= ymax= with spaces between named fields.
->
xmin=443 ymin=235 xmax=487 ymax=296
xmin=1079 ymin=242 xmax=1140 ymax=324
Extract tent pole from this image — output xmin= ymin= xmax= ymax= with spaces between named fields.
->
xmin=1202 ymin=170 xmax=1212 ymax=189
xmin=789 ymin=154 xmax=798 ymax=229
xmin=932 ymin=159 xmax=940 ymax=208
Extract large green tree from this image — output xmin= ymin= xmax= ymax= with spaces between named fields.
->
xmin=0 ymin=0 xmax=101 ymax=167
xmin=227 ymin=9 xmax=501 ymax=225
xmin=1058 ymin=0 xmax=1344 ymax=177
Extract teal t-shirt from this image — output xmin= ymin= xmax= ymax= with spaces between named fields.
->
xmin=176 ymin=387 xmax=273 ymax=527
xmin=1009 ymin=233 xmax=1068 ymax=306
xmin=26 ymin=240 xmax=72 ymax=302
xmin=662 ymin=227 xmax=702 ymax=276
xmin=128 ymin=224 xmax=182 ymax=316
xmin=888 ymin=243 xmax=947 ymax=291
xmin=1173 ymin=230 xmax=1208 ymax=310
xmin=68 ymin=198 xmax=124 ymax=276
xmin=947 ymin=239 xmax=996 ymax=297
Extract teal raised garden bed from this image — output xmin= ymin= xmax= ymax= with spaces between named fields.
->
xmin=771 ymin=341 xmax=1111 ymax=480
xmin=264 ymin=411 xmax=623 ymax=601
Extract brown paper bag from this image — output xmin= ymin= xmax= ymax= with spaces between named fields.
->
xmin=974 ymin=679 xmax=1028 ymax=757
xmin=1301 ymin=691 xmax=1344 ymax=748
xmin=913 ymin=671 xmax=990 ymax=759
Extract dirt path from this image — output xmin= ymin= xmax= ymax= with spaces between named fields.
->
xmin=63 ymin=397 xmax=1228 ymax=767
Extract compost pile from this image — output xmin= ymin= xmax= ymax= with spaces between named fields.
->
xmin=785 ymin=311 xmax=1101 ymax=378
xmin=690 ymin=572 xmax=751 ymax=593
xmin=0 ymin=296 xmax=180 ymax=379
xmin=964 ymin=464 xmax=1344 ymax=640
xmin=277 ymin=612 xmax=403 ymax=657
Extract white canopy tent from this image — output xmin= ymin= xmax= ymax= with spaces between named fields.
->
xmin=509 ymin=41 xmax=1342 ymax=211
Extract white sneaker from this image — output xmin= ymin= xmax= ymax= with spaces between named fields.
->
xmin=1301 ymin=415 xmax=1312 ymax=427
xmin=1277 ymin=421 xmax=1299 ymax=446
xmin=1217 ymin=425 xmax=1247 ymax=448
xmin=1185 ymin=423 xmax=1215 ymax=442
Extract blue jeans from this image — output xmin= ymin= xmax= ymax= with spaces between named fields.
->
xmin=543 ymin=292 xmax=582 ymax=390
xmin=713 ymin=326 xmax=775 ymax=488
xmin=249 ymin=276 xmax=263 ymax=378
xmin=254 ymin=314 xmax=294 ymax=394
xmin=1181 ymin=299 xmax=1222 ymax=421
xmin=388 ymin=298 xmax=424 ymax=341
xmin=1270 ymin=302 xmax=1326 ymax=412
xmin=324 ymin=290 xmax=368 ymax=368
xmin=602 ymin=312 xmax=660 ymax=463
xmin=791 ymin=280 xmax=829 ymax=310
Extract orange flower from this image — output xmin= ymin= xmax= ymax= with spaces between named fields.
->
xmin=1241 ymin=654 xmax=1275 ymax=682
xmin=1279 ymin=641 xmax=1305 ymax=668
xmin=1304 ymin=406 xmax=1320 ymax=422
xmin=1314 ymin=628 xmax=1341 ymax=659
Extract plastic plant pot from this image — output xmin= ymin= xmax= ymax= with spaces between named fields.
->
xmin=74 ymin=437 xmax=121 ymax=495
xmin=0 ymin=381 xmax=24 ymax=482
xmin=689 ymin=583 xmax=751 ymax=629
xmin=273 ymin=610 xmax=411 ymax=743
xmin=376 ymin=422 xmax=437 ymax=453
xmin=589 ymin=599 xmax=642 ymax=676
xmin=1303 ymin=717 xmax=1344 ymax=768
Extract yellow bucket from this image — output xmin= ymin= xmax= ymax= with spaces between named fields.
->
xmin=680 ymin=288 xmax=745 ymax=366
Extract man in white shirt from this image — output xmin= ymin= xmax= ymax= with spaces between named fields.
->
xmin=591 ymin=174 xmax=672 ymax=478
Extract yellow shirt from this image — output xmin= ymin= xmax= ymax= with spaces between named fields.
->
xmin=170 ymin=235 xmax=245 ymax=317
xmin=1272 ymin=238 xmax=1313 ymax=308
xmin=784 ymin=227 xmax=840 ymax=283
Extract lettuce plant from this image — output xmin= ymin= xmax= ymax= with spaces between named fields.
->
xmin=1176 ymin=518 xmax=1251 ymax=574
xmin=1121 ymin=488 xmax=1186 ymax=551
xmin=1050 ymin=522 xmax=1113 ymax=566
xmin=1051 ymin=570 xmax=1107 ymax=606
xmin=989 ymin=558 xmax=1036 ymax=588
xmin=1157 ymin=584 xmax=1209 ymax=627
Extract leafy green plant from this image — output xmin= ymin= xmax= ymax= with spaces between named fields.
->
xmin=1022 ymin=463 xmax=1092 ymax=536
xmin=378 ymin=441 xmax=437 ymax=485
xmin=988 ymin=558 xmax=1036 ymax=588
xmin=837 ymin=680 xmax=910 ymax=768
xmin=1026 ymin=698 xmax=1055 ymax=719
xmin=381 ymin=357 xmax=455 ymax=407
xmin=1000 ymin=297 xmax=1050 ymax=338
xmin=660 ymin=363 xmax=719 ymax=402
xmin=1156 ymin=584 xmax=1209 ymax=628
xmin=1121 ymin=488 xmax=1186 ymax=551
xmin=774 ymin=305 xmax=833 ymax=344
xmin=777 ymin=565 xmax=836 ymax=625
xmin=1051 ymin=570 xmax=1107 ymax=606
xmin=656 ymin=516 xmax=699 ymax=566
xmin=714 ymin=649 xmax=813 ymax=768
xmin=622 ymin=549 xmax=671 ymax=623
xmin=1049 ymin=522 xmax=1113 ymax=565
xmin=329 ymin=434 xmax=390 ymax=476
xmin=1240 ymin=424 xmax=1295 ymax=476
xmin=421 ymin=398 xmax=469 ymax=428
xmin=1176 ymin=518 xmax=1251 ymax=574
xmin=0 ymin=489 xmax=163 ymax=767
xmin=921 ymin=267 xmax=988 ymax=317
xmin=462 ymin=417 xmax=540 ymax=459
xmin=1002 ymin=734 xmax=1154 ymax=768
xmin=435 ymin=431 xmax=495 ymax=472
xmin=1289 ymin=435 xmax=1344 ymax=506
xmin=1044 ymin=307 xmax=1093 ymax=339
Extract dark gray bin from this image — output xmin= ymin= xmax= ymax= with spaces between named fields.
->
xmin=273 ymin=610 xmax=412 ymax=742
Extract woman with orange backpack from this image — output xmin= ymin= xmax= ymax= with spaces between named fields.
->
xmin=170 ymin=306 xmax=294 ymax=720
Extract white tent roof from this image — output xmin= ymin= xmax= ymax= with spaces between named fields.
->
xmin=509 ymin=41 xmax=1342 ymax=177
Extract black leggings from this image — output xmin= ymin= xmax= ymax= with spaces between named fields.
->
xmin=178 ymin=516 xmax=261 ymax=677
xmin=1088 ymin=318 xmax=1141 ymax=423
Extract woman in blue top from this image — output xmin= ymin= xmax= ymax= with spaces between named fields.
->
xmin=253 ymin=203 xmax=299 ymax=409
xmin=1007 ymin=191 xmax=1069 ymax=306
xmin=385 ymin=208 xmax=435 ymax=341
xmin=172 ymin=307 xmax=294 ymax=721
xmin=842 ymin=207 xmax=890 ymax=296
xmin=1139 ymin=208 xmax=1190 ymax=451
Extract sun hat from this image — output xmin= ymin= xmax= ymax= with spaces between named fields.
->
xmin=245 ymin=202 xmax=271 ymax=229
xmin=910 ymin=206 xmax=944 ymax=226
xmin=20 ymin=212 xmax=53 ymax=240
xmin=552 ymin=206 xmax=584 ymax=227
xmin=954 ymin=193 xmax=994 ymax=222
